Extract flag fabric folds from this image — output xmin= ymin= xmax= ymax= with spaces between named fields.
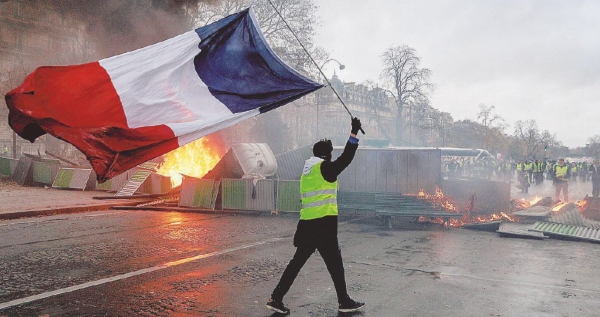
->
xmin=5 ymin=8 xmax=322 ymax=182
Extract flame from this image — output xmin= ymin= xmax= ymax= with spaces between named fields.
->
xmin=529 ymin=196 xmax=542 ymax=205
xmin=551 ymin=202 xmax=568 ymax=212
xmin=576 ymin=199 xmax=588 ymax=212
xmin=417 ymin=212 xmax=515 ymax=227
xmin=156 ymin=136 xmax=227 ymax=187
xmin=435 ymin=212 xmax=515 ymax=227
xmin=413 ymin=187 xmax=457 ymax=212
xmin=413 ymin=186 xmax=515 ymax=227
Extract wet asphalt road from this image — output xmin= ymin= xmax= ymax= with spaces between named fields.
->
xmin=0 ymin=209 xmax=599 ymax=317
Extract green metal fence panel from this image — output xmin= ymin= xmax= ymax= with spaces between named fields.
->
xmin=531 ymin=221 xmax=600 ymax=242
xmin=96 ymin=178 xmax=112 ymax=191
xmin=52 ymin=168 xmax=92 ymax=190
xmin=210 ymin=180 xmax=220 ymax=210
xmin=222 ymin=178 xmax=276 ymax=211
xmin=52 ymin=168 xmax=74 ymax=188
xmin=221 ymin=179 xmax=247 ymax=210
xmin=137 ymin=173 xmax=171 ymax=194
xmin=246 ymin=179 xmax=276 ymax=211
xmin=277 ymin=180 xmax=301 ymax=212
xmin=179 ymin=177 xmax=215 ymax=208
xmin=97 ymin=170 xmax=133 ymax=192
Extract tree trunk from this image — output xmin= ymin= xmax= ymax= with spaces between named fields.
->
xmin=395 ymin=115 xmax=403 ymax=145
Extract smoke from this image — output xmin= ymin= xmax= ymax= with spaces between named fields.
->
xmin=29 ymin=0 xmax=216 ymax=58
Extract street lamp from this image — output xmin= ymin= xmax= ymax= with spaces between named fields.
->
xmin=319 ymin=58 xmax=345 ymax=72
xmin=317 ymin=59 xmax=345 ymax=138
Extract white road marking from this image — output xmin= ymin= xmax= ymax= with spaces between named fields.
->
xmin=0 ymin=237 xmax=283 ymax=310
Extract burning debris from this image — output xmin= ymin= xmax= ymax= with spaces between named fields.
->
xmin=512 ymin=196 xmax=551 ymax=211
xmin=413 ymin=187 xmax=515 ymax=228
xmin=548 ymin=204 xmax=600 ymax=230
xmin=156 ymin=136 xmax=227 ymax=187
xmin=499 ymin=197 xmax=600 ymax=243
xmin=576 ymin=196 xmax=600 ymax=221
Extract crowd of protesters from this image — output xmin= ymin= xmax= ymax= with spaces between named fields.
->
xmin=442 ymin=157 xmax=600 ymax=184
xmin=443 ymin=157 xmax=600 ymax=199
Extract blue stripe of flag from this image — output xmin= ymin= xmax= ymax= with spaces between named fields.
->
xmin=193 ymin=8 xmax=323 ymax=114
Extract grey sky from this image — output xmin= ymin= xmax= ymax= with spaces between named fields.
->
xmin=313 ymin=0 xmax=600 ymax=148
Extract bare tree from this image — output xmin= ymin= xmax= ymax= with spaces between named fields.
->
xmin=513 ymin=120 xmax=554 ymax=159
xmin=380 ymin=45 xmax=433 ymax=145
xmin=587 ymin=135 xmax=600 ymax=158
xmin=193 ymin=0 xmax=327 ymax=79
xmin=190 ymin=0 xmax=327 ymax=152
xmin=476 ymin=104 xmax=506 ymax=149
xmin=477 ymin=104 xmax=505 ymax=130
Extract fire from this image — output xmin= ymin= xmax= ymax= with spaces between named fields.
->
xmin=414 ymin=187 xmax=458 ymax=212
xmin=431 ymin=211 xmax=515 ymax=228
xmin=551 ymin=202 xmax=568 ymax=212
xmin=529 ymin=196 xmax=542 ymax=205
xmin=413 ymin=187 xmax=515 ymax=227
xmin=514 ymin=196 xmax=543 ymax=211
xmin=577 ymin=199 xmax=588 ymax=212
xmin=156 ymin=136 xmax=227 ymax=187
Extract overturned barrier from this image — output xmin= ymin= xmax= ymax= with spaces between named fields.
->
xmin=179 ymin=177 xmax=218 ymax=209
xmin=530 ymin=221 xmax=600 ymax=243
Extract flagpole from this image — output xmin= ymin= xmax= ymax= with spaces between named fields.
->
xmin=265 ymin=0 xmax=365 ymax=135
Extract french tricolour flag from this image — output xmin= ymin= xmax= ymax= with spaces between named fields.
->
xmin=5 ymin=8 xmax=322 ymax=182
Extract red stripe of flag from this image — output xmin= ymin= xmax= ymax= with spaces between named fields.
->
xmin=6 ymin=62 xmax=178 ymax=182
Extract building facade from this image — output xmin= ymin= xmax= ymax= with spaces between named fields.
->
xmin=0 ymin=0 xmax=88 ymax=158
xmin=314 ymin=73 xmax=397 ymax=146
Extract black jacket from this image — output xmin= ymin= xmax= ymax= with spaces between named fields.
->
xmin=590 ymin=164 xmax=600 ymax=182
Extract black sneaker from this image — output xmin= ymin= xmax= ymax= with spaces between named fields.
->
xmin=338 ymin=299 xmax=365 ymax=313
xmin=266 ymin=299 xmax=290 ymax=315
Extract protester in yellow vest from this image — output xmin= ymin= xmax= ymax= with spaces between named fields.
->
xmin=532 ymin=159 xmax=544 ymax=184
xmin=268 ymin=117 xmax=365 ymax=315
xmin=552 ymin=158 xmax=571 ymax=202
xmin=589 ymin=159 xmax=600 ymax=198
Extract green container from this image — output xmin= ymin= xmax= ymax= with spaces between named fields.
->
xmin=32 ymin=161 xmax=60 ymax=185
xmin=0 ymin=157 xmax=11 ymax=176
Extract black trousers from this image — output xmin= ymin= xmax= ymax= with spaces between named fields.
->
xmin=271 ymin=237 xmax=349 ymax=303
xmin=593 ymin=180 xmax=600 ymax=198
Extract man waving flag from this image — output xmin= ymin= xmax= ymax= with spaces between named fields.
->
xmin=5 ymin=8 xmax=322 ymax=182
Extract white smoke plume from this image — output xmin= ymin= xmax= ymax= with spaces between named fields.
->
xmin=29 ymin=0 xmax=216 ymax=57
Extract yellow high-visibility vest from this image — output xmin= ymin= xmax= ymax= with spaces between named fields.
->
xmin=555 ymin=165 xmax=569 ymax=178
xmin=300 ymin=161 xmax=338 ymax=220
